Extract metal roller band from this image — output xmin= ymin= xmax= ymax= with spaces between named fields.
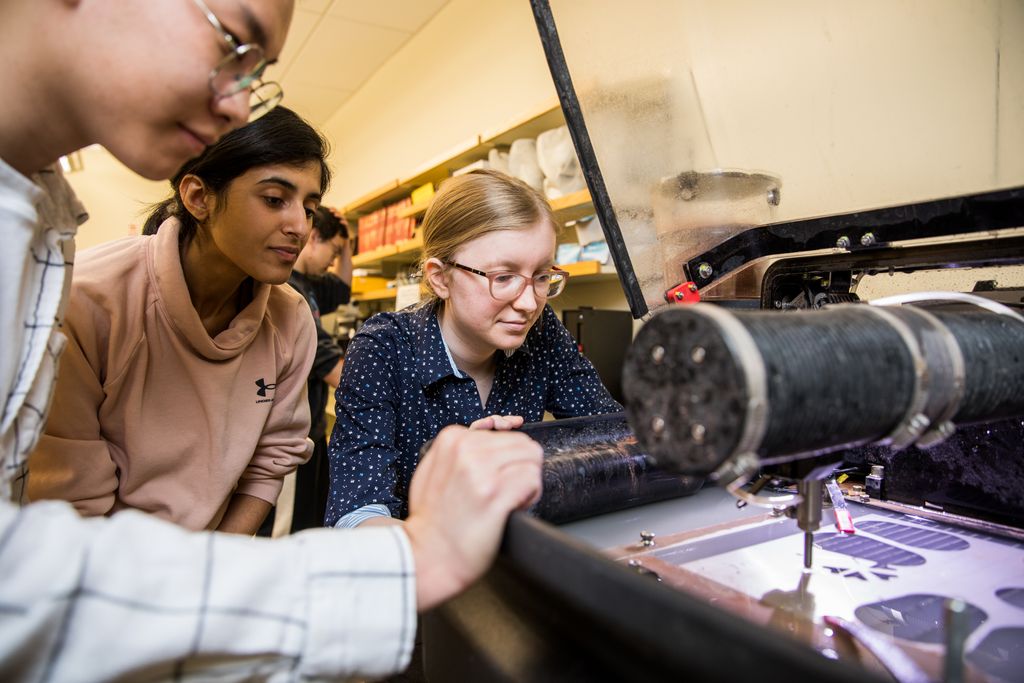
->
xmin=883 ymin=305 xmax=966 ymax=449
xmin=858 ymin=305 xmax=931 ymax=450
xmin=691 ymin=304 xmax=771 ymax=474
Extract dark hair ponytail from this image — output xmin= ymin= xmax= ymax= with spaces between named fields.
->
xmin=143 ymin=107 xmax=331 ymax=242
xmin=141 ymin=198 xmax=179 ymax=236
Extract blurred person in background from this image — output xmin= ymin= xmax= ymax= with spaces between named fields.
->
xmin=285 ymin=205 xmax=353 ymax=532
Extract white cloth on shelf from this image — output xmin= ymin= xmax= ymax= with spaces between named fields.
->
xmin=537 ymin=125 xmax=585 ymax=200
xmin=508 ymin=138 xmax=544 ymax=191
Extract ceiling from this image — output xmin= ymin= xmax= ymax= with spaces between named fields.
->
xmin=272 ymin=0 xmax=451 ymax=125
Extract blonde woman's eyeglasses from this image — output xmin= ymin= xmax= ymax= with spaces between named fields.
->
xmin=448 ymin=262 xmax=569 ymax=301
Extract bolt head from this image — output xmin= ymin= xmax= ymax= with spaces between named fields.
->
xmin=836 ymin=236 xmax=851 ymax=249
xmin=697 ymin=262 xmax=713 ymax=280
xmin=691 ymin=423 xmax=706 ymax=444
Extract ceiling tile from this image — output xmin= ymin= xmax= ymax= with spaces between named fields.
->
xmin=327 ymin=0 xmax=449 ymax=33
xmin=284 ymin=15 xmax=409 ymax=90
xmin=296 ymin=0 xmax=331 ymax=12
xmin=274 ymin=8 xmax=322 ymax=76
xmin=280 ymin=83 xmax=354 ymax=125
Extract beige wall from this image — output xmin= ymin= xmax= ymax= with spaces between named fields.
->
xmin=64 ymin=146 xmax=170 ymax=250
xmin=65 ymin=0 xmax=1022 ymax=305
xmin=320 ymin=0 xmax=557 ymax=207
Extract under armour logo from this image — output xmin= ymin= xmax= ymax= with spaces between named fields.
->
xmin=255 ymin=378 xmax=277 ymax=397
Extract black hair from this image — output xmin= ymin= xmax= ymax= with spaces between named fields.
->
xmin=311 ymin=206 xmax=348 ymax=242
xmin=142 ymin=107 xmax=331 ymax=241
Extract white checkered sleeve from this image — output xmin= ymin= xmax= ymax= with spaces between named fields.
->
xmin=0 ymin=499 xmax=416 ymax=682
xmin=334 ymin=503 xmax=393 ymax=529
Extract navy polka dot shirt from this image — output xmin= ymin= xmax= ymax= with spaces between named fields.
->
xmin=324 ymin=303 xmax=622 ymax=525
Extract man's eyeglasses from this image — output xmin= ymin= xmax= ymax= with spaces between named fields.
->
xmin=448 ymin=262 xmax=569 ymax=301
xmin=192 ymin=0 xmax=283 ymax=121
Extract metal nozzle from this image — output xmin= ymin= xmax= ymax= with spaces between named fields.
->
xmin=796 ymin=479 xmax=824 ymax=570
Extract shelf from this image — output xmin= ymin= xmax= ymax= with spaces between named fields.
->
xmin=351 ymin=275 xmax=390 ymax=294
xmin=394 ymin=232 xmax=424 ymax=255
xmin=562 ymin=260 xmax=619 ymax=282
xmin=398 ymin=200 xmax=431 ymax=220
xmin=480 ymin=96 xmax=563 ymax=147
xmin=550 ymin=189 xmax=594 ymax=223
xmin=351 ymin=244 xmax=398 ymax=267
xmin=343 ymin=180 xmax=401 ymax=216
xmin=351 ymin=283 xmax=430 ymax=304
xmin=384 ymin=188 xmax=593 ymax=234
xmin=342 ymin=99 xmax=564 ymax=221
xmin=353 ymin=231 xmax=424 ymax=268
xmin=560 ymin=260 xmax=602 ymax=277
xmin=352 ymin=287 xmax=400 ymax=302
xmin=351 ymin=189 xmax=593 ymax=273
xmin=342 ymin=136 xmax=482 ymax=218
xmin=341 ymin=99 xmax=612 ymax=304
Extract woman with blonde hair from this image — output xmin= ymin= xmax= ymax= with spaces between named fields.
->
xmin=326 ymin=169 xmax=620 ymax=528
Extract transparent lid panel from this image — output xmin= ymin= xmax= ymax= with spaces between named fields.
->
xmin=548 ymin=0 xmax=1024 ymax=311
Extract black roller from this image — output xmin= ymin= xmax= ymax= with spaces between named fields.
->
xmin=931 ymin=311 xmax=1024 ymax=423
xmin=520 ymin=414 xmax=703 ymax=523
xmin=623 ymin=304 xmax=1024 ymax=476
xmin=743 ymin=310 xmax=915 ymax=454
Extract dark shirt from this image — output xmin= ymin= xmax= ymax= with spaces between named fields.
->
xmin=288 ymin=271 xmax=350 ymax=437
xmin=324 ymin=303 xmax=622 ymax=524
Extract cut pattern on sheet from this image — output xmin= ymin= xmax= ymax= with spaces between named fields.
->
xmin=855 ymin=593 xmax=987 ymax=644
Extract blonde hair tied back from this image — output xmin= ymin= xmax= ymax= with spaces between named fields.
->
xmin=417 ymin=169 xmax=557 ymax=306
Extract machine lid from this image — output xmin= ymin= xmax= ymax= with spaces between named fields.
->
xmin=531 ymin=0 xmax=1024 ymax=318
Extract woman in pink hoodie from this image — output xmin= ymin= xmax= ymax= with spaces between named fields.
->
xmin=29 ymin=107 xmax=327 ymax=535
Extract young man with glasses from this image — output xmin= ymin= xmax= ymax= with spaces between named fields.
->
xmin=0 ymin=2 xmax=542 ymax=680
xmin=326 ymin=169 xmax=621 ymax=530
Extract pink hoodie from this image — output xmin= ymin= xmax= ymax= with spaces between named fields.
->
xmin=28 ymin=218 xmax=315 ymax=530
